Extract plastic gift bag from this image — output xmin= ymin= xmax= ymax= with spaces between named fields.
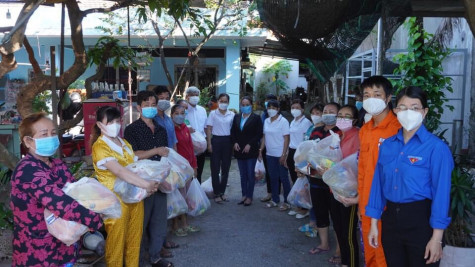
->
xmin=44 ymin=209 xmax=88 ymax=246
xmin=159 ymin=171 xmax=182 ymax=193
xmin=63 ymin=177 xmax=121 ymax=219
xmin=166 ymin=189 xmax=189 ymax=219
xmin=191 ymin=132 xmax=207 ymax=155
xmin=201 ymin=177 xmax=214 ymax=199
xmin=307 ymin=130 xmax=342 ymax=173
xmin=254 ymin=159 xmax=266 ymax=180
xmin=113 ymin=179 xmax=148 ymax=203
xmin=186 ymin=178 xmax=211 ymax=216
xmin=322 ymin=153 xmax=358 ymax=206
xmin=287 ymin=177 xmax=312 ymax=209
xmin=161 ymin=149 xmax=194 ymax=185
xmin=126 ymin=160 xmax=170 ymax=181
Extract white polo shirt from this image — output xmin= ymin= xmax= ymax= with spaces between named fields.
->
xmin=206 ymin=109 xmax=235 ymax=136
xmin=186 ymin=104 xmax=208 ymax=137
xmin=264 ymin=115 xmax=290 ymax=157
xmin=289 ymin=116 xmax=313 ymax=149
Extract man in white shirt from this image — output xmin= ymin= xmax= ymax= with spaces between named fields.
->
xmin=185 ymin=86 xmax=208 ymax=183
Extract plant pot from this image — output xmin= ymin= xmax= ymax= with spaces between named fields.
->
xmin=440 ymin=245 xmax=475 ymax=267
xmin=0 ymin=229 xmax=13 ymax=260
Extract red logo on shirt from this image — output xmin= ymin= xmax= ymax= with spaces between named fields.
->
xmin=408 ymin=156 xmax=422 ymax=164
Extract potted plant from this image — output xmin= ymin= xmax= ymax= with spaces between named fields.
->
xmin=0 ymin=168 xmax=13 ymax=260
xmin=440 ymin=165 xmax=475 ymax=266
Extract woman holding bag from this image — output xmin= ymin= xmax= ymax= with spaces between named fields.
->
xmin=231 ymin=96 xmax=263 ymax=206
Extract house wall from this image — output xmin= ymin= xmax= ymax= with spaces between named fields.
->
xmin=254 ymin=57 xmax=300 ymax=97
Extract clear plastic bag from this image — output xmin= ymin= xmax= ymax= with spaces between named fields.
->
xmin=287 ymin=177 xmax=312 ymax=209
xmin=44 ymin=209 xmax=88 ymax=246
xmin=161 ymin=149 xmax=194 ymax=186
xmin=254 ymin=159 xmax=266 ymax=180
xmin=166 ymin=189 xmax=189 ymax=219
xmin=159 ymin=171 xmax=182 ymax=193
xmin=63 ymin=177 xmax=122 ymax=219
xmin=186 ymin=178 xmax=211 ymax=217
xmin=200 ymin=177 xmax=214 ymax=199
xmin=322 ymin=153 xmax=358 ymax=205
xmin=113 ymin=179 xmax=148 ymax=203
xmin=191 ymin=132 xmax=207 ymax=155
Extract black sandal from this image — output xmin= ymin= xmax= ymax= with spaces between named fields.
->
xmin=152 ymin=258 xmax=174 ymax=267
xmin=214 ymin=196 xmax=223 ymax=204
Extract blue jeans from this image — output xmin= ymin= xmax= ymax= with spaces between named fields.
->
xmin=237 ymin=158 xmax=257 ymax=199
xmin=266 ymin=155 xmax=291 ymax=204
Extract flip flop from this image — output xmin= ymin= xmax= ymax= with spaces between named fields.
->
xmin=328 ymin=255 xmax=342 ymax=264
xmin=309 ymin=247 xmax=330 ymax=255
xmin=160 ymin=249 xmax=174 ymax=258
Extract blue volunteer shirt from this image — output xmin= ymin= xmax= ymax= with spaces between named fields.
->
xmin=154 ymin=114 xmax=177 ymax=148
xmin=365 ymin=124 xmax=453 ymax=229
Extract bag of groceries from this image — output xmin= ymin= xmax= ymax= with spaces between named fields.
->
xmin=294 ymin=140 xmax=316 ymax=174
xmin=254 ymin=159 xmax=266 ymax=180
xmin=63 ymin=177 xmax=121 ymax=219
xmin=44 ymin=209 xmax=88 ymax=246
xmin=186 ymin=178 xmax=211 ymax=217
xmin=161 ymin=149 xmax=194 ymax=187
xmin=191 ymin=132 xmax=207 ymax=155
xmin=322 ymin=153 xmax=358 ymax=206
xmin=287 ymin=177 xmax=312 ymax=209
xmin=200 ymin=177 xmax=214 ymax=199
xmin=166 ymin=189 xmax=189 ymax=219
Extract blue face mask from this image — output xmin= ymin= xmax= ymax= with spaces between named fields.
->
xmin=355 ymin=101 xmax=363 ymax=111
xmin=31 ymin=136 xmax=60 ymax=157
xmin=265 ymin=101 xmax=268 ymax=109
xmin=173 ymin=115 xmax=186 ymax=125
xmin=142 ymin=107 xmax=157 ymax=119
xmin=241 ymin=105 xmax=252 ymax=114
xmin=185 ymin=109 xmax=189 ymax=116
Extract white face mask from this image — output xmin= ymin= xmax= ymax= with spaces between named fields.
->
xmin=311 ymin=115 xmax=322 ymax=124
xmin=397 ymin=109 xmax=423 ymax=131
xmin=218 ymin=103 xmax=228 ymax=111
xmin=363 ymin=98 xmax=387 ymax=116
xmin=188 ymin=96 xmax=200 ymax=105
xmin=102 ymin=122 xmax=121 ymax=138
xmin=291 ymin=109 xmax=302 ymax=118
xmin=267 ymin=109 xmax=278 ymax=118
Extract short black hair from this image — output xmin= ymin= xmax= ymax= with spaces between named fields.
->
xmin=267 ymin=99 xmax=280 ymax=109
xmin=360 ymin=76 xmax=393 ymax=98
xmin=137 ymin=90 xmax=158 ymax=105
xmin=310 ymin=103 xmax=325 ymax=113
xmin=217 ymin=93 xmax=230 ymax=102
xmin=291 ymin=98 xmax=304 ymax=109
xmin=153 ymin=85 xmax=170 ymax=97
xmin=240 ymin=96 xmax=253 ymax=105
xmin=326 ymin=102 xmax=341 ymax=111
xmin=171 ymin=104 xmax=185 ymax=115
xmin=340 ymin=104 xmax=359 ymax=123
xmin=396 ymin=86 xmax=428 ymax=108
xmin=176 ymin=99 xmax=187 ymax=106
xmin=96 ymin=106 xmax=121 ymax=124
xmin=265 ymin=94 xmax=277 ymax=100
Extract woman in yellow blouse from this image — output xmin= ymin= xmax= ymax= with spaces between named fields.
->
xmin=91 ymin=106 xmax=159 ymax=267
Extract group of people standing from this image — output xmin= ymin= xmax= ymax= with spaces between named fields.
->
xmin=9 ymin=75 xmax=453 ymax=267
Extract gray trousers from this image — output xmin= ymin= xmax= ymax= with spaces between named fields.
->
xmin=140 ymin=191 xmax=167 ymax=264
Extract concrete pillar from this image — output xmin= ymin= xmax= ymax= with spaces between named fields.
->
xmin=469 ymin=39 xmax=475 ymax=162
xmin=224 ymin=41 xmax=241 ymax=110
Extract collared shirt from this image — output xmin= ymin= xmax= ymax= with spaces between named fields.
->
xmin=124 ymin=118 xmax=168 ymax=161
xmin=154 ymin=114 xmax=177 ymax=148
xmin=365 ymin=125 xmax=453 ymax=229
xmin=240 ymin=114 xmax=250 ymax=130
xmin=175 ymin=123 xmax=197 ymax=168
xmin=206 ymin=109 xmax=235 ymax=136
xmin=358 ymin=111 xmax=401 ymax=216
xmin=186 ymin=104 xmax=208 ymax=137
xmin=264 ymin=115 xmax=290 ymax=157
xmin=289 ymin=116 xmax=313 ymax=149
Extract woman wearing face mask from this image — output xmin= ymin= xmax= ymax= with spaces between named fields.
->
xmin=287 ymin=99 xmax=313 ymax=218
xmin=170 ymin=104 xmax=200 ymax=236
xmin=206 ymin=93 xmax=234 ymax=203
xmin=10 ymin=113 xmax=103 ymax=266
xmin=258 ymin=100 xmax=292 ymax=211
xmin=305 ymin=102 xmax=342 ymax=257
xmin=231 ymin=96 xmax=263 ymax=206
xmin=91 ymin=106 xmax=159 ymax=267
xmin=366 ymin=86 xmax=453 ymax=267
xmin=328 ymin=105 xmax=361 ymax=266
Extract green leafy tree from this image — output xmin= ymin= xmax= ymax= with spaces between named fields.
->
xmin=263 ymin=60 xmax=292 ymax=95
xmin=392 ymin=17 xmax=454 ymax=133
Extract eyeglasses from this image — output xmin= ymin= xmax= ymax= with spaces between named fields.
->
xmin=336 ymin=115 xmax=354 ymax=119
xmin=394 ymin=105 xmax=424 ymax=112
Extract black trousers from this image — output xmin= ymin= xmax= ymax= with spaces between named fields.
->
xmin=382 ymin=199 xmax=439 ymax=267
xmin=262 ymin=147 xmax=280 ymax=194
xmin=286 ymin=148 xmax=298 ymax=184
xmin=330 ymin=197 xmax=359 ymax=267
xmin=196 ymin=152 xmax=206 ymax=183
xmin=309 ymin=178 xmax=331 ymax=228
xmin=210 ymin=136 xmax=232 ymax=196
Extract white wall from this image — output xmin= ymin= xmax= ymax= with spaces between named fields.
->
xmin=253 ymin=56 xmax=300 ymax=95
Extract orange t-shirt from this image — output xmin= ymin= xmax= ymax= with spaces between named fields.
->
xmin=358 ymin=111 xmax=401 ymax=215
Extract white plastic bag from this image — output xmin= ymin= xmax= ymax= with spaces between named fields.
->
xmin=254 ymin=159 xmax=266 ymax=180
xmin=287 ymin=177 xmax=312 ymax=209
xmin=307 ymin=130 xmax=343 ymax=173
xmin=63 ymin=177 xmax=121 ymax=219
xmin=44 ymin=209 xmax=88 ymax=246
xmin=161 ymin=149 xmax=194 ymax=186
xmin=191 ymin=132 xmax=207 ymax=155
xmin=167 ymin=189 xmax=189 ymax=219
xmin=201 ymin=177 xmax=214 ymax=199
xmin=322 ymin=153 xmax=358 ymax=205
xmin=113 ymin=179 xmax=147 ymax=203
xmin=294 ymin=140 xmax=315 ymax=174
xmin=186 ymin=178 xmax=211 ymax=216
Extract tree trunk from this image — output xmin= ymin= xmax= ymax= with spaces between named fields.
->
xmin=0 ymin=53 xmax=17 ymax=79
xmin=464 ymin=0 xmax=475 ymax=37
